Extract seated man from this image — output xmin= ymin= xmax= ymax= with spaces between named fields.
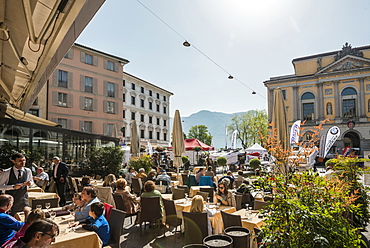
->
xmin=74 ymin=186 xmax=100 ymax=221
xmin=33 ymin=167 xmax=49 ymax=188
xmin=80 ymin=202 xmax=110 ymax=246
xmin=218 ymin=171 xmax=235 ymax=188
xmin=135 ymin=168 xmax=147 ymax=182
xmin=156 ymin=169 xmax=171 ymax=186
xmin=3 ymin=219 xmax=59 ymax=248
xmin=0 ymin=195 xmax=31 ymax=246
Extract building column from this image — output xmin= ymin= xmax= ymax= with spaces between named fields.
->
xmin=292 ymin=86 xmax=298 ymax=121
xmin=359 ymin=77 xmax=366 ymax=117
xmin=316 ymin=82 xmax=324 ymax=121
xmin=268 ymin=88 xmax=274 ymax=121
xmin=334 ymin=80 xmax=341 ymax=120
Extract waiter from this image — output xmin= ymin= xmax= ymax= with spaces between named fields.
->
xmin=52 ymin=156 xmax=69 ymax=206
xmin=0 ymin=153 xmax=33 ymax=215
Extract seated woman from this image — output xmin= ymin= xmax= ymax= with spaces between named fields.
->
xmin=81 ymin=176 xmax=92 ymax=187
xmin=190 ymin=195 xmax=217 ymax=236
xmin=141 ymin=180 xmax=163 ymax=218
xmin=214 ymin=178 xmax=236 ymax=207
xmin=103 ymin=174 xmax=117 ymax=191
xmin=114 ymin=179 xmax=140 ymax=215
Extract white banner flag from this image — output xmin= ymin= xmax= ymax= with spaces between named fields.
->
xmin=323 ymin=126 xmax=340 ymax=158
xmin=318 ymin=134 xmax=326 ymax=158
xmin=289 ymin=120 xmax=301 ymax=145
xmin=147 ymin=141 xmax=153 ymax=155
xmin=231 ymin=130 xmax=238 ymax=149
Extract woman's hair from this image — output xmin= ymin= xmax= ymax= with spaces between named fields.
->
xmin=218 ymin=178 xmax=230 ymax=195
xmin=144 ymin=180 xmax=155 ymax=192
xmin=81 ymin=176 xmax=91 ymax=186
xmin=116 ymin=178 xmax=127 ymax=190
xmin=190 ymin=195 xmax=204 ymax=213
xmin=197 ymin=168 xmax=204 ymax=173
xmin=22 ymin=219 xmax=59 ymax=243
xmin=103 ymin=174 xmax=116 ymax=186
xmin=26 ymin=209 xmax=45 ymax=224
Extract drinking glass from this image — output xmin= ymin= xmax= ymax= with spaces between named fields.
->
xmin=50 ymin=211 xmax=56 ymax=220
xmin=185 ymin=193 xmax=188 ymax=201
xmin=36 ymin=205 xmax=42 ymax=210
xmin=68 ymin=220 xmax=75 ymax=232
xmin=45 ymin=202 xmax=51 ymax=210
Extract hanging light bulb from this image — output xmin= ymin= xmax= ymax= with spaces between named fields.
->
xmin=228 ymin=75 xmax=233 ymax=79
xmin=252 ymin=91 xmax=256 ymax=94
xmin=183 ymin=41 xmax=191 ymax=47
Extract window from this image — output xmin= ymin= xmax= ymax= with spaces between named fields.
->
xmin=325 ymin=88 xmax=333 ymax=95
xmin=28 ymin=109 xmax=39 ymax=117
xmin=141 ymin=114 xmax=144 ymax=122
xmin=123 ymin=110 xmax=126 ymax=118
xmin=107 ymin=101 xmax=115 ymax=113
xmin=107 ymin=82 xmax=115 ymax=97
xmin=164 ymin=133 xmax=167 ymax=141
xmin=149 ymin=131 xmax=153 ymax=139
xmin=84 ymin=97 xmax=93 ymax=110
xmin=149 ymin=116 xmax=152 ymax=124
xmin=141 ymin=129 xmax=145 ymax=139
xmin=132 ymin=83 xmax=135 ymax=90
xmin=106 ymin=123 xmax=114 ymax=136
xmin=123 ymin=80 xmax=125 ymax=87
xmin=149 ymin=102 xmax=152 ymax=110
xmin=85 ymin=77 xmax=93 ymax=93
xmin=163 ymin=96 xmax=166 ymax=102
xmin=107 ymin=61 xmax=115 ymax=71
xmin=32 ymin=98 xmax=38 ymax=105
xmin=301 ymin=92 xmax=315 ymax=100
xmin=83 ymin=121 xmax=93 ymax=133
xmin=58 ymin=70 xmax=68 ymax=88
xmin=157 ymin=118 xmax=160 ymax=125
xmin=282 ymin=90 xmax=286 ymax=100
xmin=156 ymin=93 xmax=160 ymax=99
xmin=156 ymin=104 xmax=160 ymax=112
xmin=149 ymin=90 xmax=152 ymax=96
xmin=131 ymin=112 xmax=135 ymax=120
xmin=57 ymin=118 xmax=67 ymax=128
xmin=58 ymin=93 xmax=67 ymax=107
xmin=131 ymin=96 xmax=135 ymax=105
xmin=163 ymin=106 xmax=167 ymax=114
xmin=341 ymin=87 xmax=357 ymax=118
xmin=141 ymin=87 xmax=144 ymax=93
xmin=140 ymin=99 xmax=144 ymax=108
xmin=85 ymin=54 xmax=93 ymax=65
xmin=157 ymin=131 xmax=160 ymax=140
xmin=301 ymin=92 xmax=315 ymax=121
xmin=164 ymin=119 xmax=167 ymax=126
xmin=123 ymin=93 xmax=125 ymax=102
xmin=121 ymin=127 xmax=126 ymax=137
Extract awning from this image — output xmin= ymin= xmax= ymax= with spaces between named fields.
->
xmin=0 ymin=102 xmax=58 ymax=126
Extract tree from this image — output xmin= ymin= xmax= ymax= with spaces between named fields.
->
xmin=188 ymin=125 xmax=213 ymax=145
xmin=227 ymin=110 xmax=268 ymax=149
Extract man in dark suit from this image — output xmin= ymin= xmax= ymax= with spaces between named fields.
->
xmin=52 ymin=156 xmax=69 ymax=206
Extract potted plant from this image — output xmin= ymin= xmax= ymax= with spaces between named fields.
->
xmin=216 ymin=156 xmax=227 ymax=167
xmin=249 ymin=158 xmax=261 ymax=175
xmin=182 ymin=156 xmax=190 ymax=170
xmin=129 ymin=155 xmax=154 ymax=174
xmin=193 ymin=146 xmax=203 ymax=165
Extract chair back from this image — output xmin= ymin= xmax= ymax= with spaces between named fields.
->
xmin=181 ymin=174 xmax=189 ymax=185
xmin=96 ymin=187 xmax=115 ymax=207
xmin=112 ymin=193 xmax=125 ymax=211
xmin=31 ymin=198 xmax=59 ymax=209
xmin=196 ymin=191 xmax=209 ymax=202
xmin=200 ymin=187 xmax=214 ymax=202
xmin=107 ymin=208 xmax=126 ymax=247
xmin=235 ymin=194 xmax=243 ymax=210
xmin=41 ymin=180 xmax=49 ymax=191
xmin=48 ymin=180 xmax=56 ymax=193
xmin=221 ymin=210 xmax=242 ymax=229
xmin=234 ymin=180 xmax=243 ymax=188
xmin=183 ymin=211 xmax=208 ymax=245
xmin=131 ymin=178 xmax=142 ymax=195
xmin=163 ymin=198 xmax=181 ymax=227
xmin=254 ymin=227 xmax=263 ymax=244
xmin=95 ymin=175 xmax=102 ymax=180
xmin=199 ymin=176 xmax=213 ymax=187
xmin=172 ymin=188 xmax=185 ymax=200
xmin=254 ymin=200 xmax=271 ymax=210
xmin=177 ymin=185 xmax=189 ymax=194
xmin=140 ymin=196 xmax=161 ymax=223
xmin=66 ymin=176 xmax=77 ymax=195
xmin=103 ymin=202 xmax=114 ymax=220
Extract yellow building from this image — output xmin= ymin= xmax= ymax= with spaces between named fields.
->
xmin=264 ymin=43 xmax=370 ymax=155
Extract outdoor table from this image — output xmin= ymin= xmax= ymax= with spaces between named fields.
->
xmin=90 ymin=180 xmax=104 ymax=187
xmin=161 ymin=194 xmax=173 ymax=200
xmin=28 ymin=192 xmax=59 ymax=206
xmin=27 ymin=186 xmax=44 ymax=192
xmin=209 ymin=205 xmax=236 ymax=234
xmin=189 ymin=185 xmax=211 ymax=197
xmin=171 ymin=180 xmax=181 ymax=188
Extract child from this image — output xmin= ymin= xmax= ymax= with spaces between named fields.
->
xmin=80 ymin=202 xmax=110 ymax=246
xmin=63 ymin=193 xmax=84 ymax=211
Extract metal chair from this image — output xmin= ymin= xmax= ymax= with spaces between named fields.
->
xmin=181 ymin=174 xmax=189 ymax=186
xmin=112 ymin=193 xmax=138 ymax=225
xmin=41 ymin=180 xmax=49 ymax=191
xmin=254 ymin=200 xmax=271 ymax=210
xmin=196 ymin=191 xmax=209 ymax=202
xmin=234 ymin=180 xmax=243 ymax=189
xmin=48 ymin=179 xmax=56 ymax=193
xmin=162 ymin=199 xmax=182 ymax=241
xmin=172 ymin=188 xmax=185 ymax=200
xmin=177 ymin=185 xmax=189 ymax=194
xmin=200 ymin=187 xmax=214 ymax=203
xmin=182 ymin=211 xmax=208 ymax=245
xmin=235 ymin=194 xmax=243 ymax=210
xmin=106 ymin=208 xmax=126 ymax=248
xmin=131 ymin=178 xmax=143 ymax=195
xmin=139 ymin=196 xmax=162 ymax=236
xmin=221 ymin=210 xmax=242 ymax=229
xmin=31 ymin=198 xmax=59 ymax=209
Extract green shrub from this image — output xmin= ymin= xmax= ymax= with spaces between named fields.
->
xmin=217 ymin=156 xmax=227 ymax=166
xmin=325 ymin=158 xmax=336 ymax=168
xmin=129 ymin=155 xmax=154 ymax=173
xmin=182 ymin=156 xmax=189 ymax=164
xmin=249 ymin=158 xmax=261 ymax=170
xmin=89 ymin=146 xmax=124 ymax=175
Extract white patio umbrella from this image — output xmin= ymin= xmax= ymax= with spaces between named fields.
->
xmin=130 ymin=120 xmax=140 ymax=157
xmin=172 ymin=110 xmax=185 ymax=180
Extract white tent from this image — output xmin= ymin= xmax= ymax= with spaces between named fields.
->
xmin=245 ymin=143 xmax=267 ymax=154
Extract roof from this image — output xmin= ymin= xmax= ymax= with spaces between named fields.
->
xmin=123 ymin=72 xmax=174 ymax=95
xmin=74 ymin=43 xmax=129 ymax=64
xmin=184 ymin=138 xmax=214 ymax=151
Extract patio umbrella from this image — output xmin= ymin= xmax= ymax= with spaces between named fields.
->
xmin=172 ymin=110 xmax=185 ymax=181
xmin=272 ymin=88 xmax=289 ymax=174
xmin=130 ymin=120 xmax=140 ymax=156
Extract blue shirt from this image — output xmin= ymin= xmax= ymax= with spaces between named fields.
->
xmin=85 ymin=215 xmax=110 ymax=246
xmin=0 ymin=212 xmax=24 ymax=246
xmin=75 ymin=197 xmax=100 ymax=221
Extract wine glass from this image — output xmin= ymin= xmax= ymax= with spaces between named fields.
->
xmin=68 ymin=220 xmax=76 ymax=232
xmin=36 ymin=205 xmax=42 ymax=210
xmin=50 ymin=211 xmax=56 ymax=220
xmin=45 ymin=202 xmax=51 ymax=210
xmin=185 ymin=193 xmax=188 ymax=201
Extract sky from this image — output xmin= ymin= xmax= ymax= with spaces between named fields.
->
xmin=77 ymin=0 xmax=370 ymax=117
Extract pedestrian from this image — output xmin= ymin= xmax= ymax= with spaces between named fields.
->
xmin=51 ymin=157 xmax=69 ymax=206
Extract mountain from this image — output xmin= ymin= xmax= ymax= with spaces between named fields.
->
xmin=171 ymin=110 xmax=247 ymax=149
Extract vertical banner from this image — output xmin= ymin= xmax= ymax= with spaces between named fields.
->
xmin=289 ymin=120 xmax=301 ymax=145
xmin=230 ymin=130 xmax=238 ymax=149
xmin=323 ymin=126 xmax=341 ymax=158
xmin=318 ymin=134 xmax=326 ymax=158
xmin=147 ymin=141 xmax=153 ymax=155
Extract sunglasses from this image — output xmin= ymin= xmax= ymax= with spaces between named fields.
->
xmin=218 ymin=186 xmax=224 ymax=189
xmin=43 ymin=232 xmax=57 ymax=239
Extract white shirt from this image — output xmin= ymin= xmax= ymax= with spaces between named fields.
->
xmin=0 ymin=166 xmax=33 ymax=190
xmin=54 ymin=162 xmax=59 ymax=178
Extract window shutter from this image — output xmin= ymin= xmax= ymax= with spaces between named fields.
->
xmin=68 ymin=49 xmax=74 ymax=59
xmin=103 ymin=59 xmax=107 ymax=69
xmin=114 ymin=83 xmax=118 ymax=98
xmin=67 ymin=71 xmax=73 ymax=89
xmin=67 ymin=94 xmax=73 ymax=108
xmin=80 ymin=96 xmax=85 ymax=110
xmin=80 ymin=121 xmax=84 ymax=131
xmin=53 ymin=70 xmax=58 ymax=86
xmin=103 ymin=81 xmax=108 ymax=96
xmin=103 ymin=123 xmax=108 ymax=136
xmin=93 ymin=56 xmax=98 ymax=66
xmin=80 ymin=75 xmax=85 ymax=91
xmin=114 ymin=62 xmax=118 ymax=72
xmin=52 ymin=92 xmax=58 ymax=105
xmin=67 ymin=120 xmax=72 ymax=129
xmin=93 ymin=98 xmax=97 ymax=111
xmin=114 ymin=102 xmax=118 ymax=114
xmin=93 ymin=78 xmax=98 ymax=94
xmin=103 ymin=100 xmax=107 ymax=113
xmin=80 ymin=51 xmax=85 ymax=62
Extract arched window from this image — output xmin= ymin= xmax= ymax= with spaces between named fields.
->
xmin=341 ymin=87 xmax=357 ymax=118
xmin=301 ymin=92 xmax=315 ymax=121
